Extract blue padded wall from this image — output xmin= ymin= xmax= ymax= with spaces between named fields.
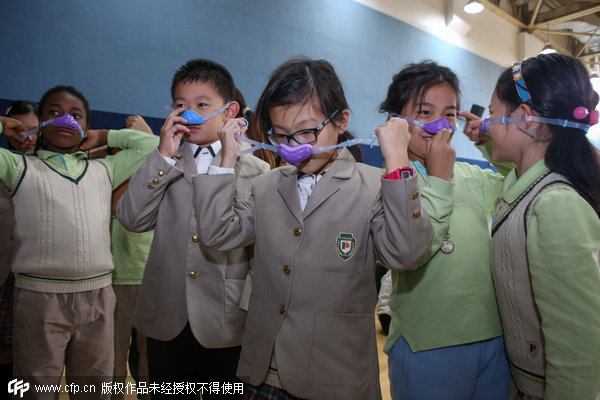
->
xmin=0 ymin=0 xmax=504 ymax=162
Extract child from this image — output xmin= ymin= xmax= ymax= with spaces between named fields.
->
xmin=191 ymin=56 xmax=434 ymax=400
xmin=379 ymin=61 xmax=511 ymax=400
xmin=116 ymin=59 xmax=270 ymax=398
xmin=0 ymin=100 xmax=39 ymax=397
xmin=110 ymin=115 xmax=154 ymax=400
xmin=0 ymin=85 xmax=159 ymax=396
xmin=3 ymin=100 xmax=38 ymax=153
xmin=469 ymin=53 xmax=600 ymax=400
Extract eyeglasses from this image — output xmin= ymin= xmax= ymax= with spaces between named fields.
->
xmin=266 ymin=110 xmax=340 ymax=146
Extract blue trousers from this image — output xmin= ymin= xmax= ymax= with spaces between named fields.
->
xmin=388 ymin=336 xmax=510 ymax=400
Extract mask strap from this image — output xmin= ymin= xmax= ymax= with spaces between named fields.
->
xmin=390 ymin=113 xmax=422 ymax=128
xmin=484 ymin=116 xmax=535 ymax=137
xmin=27 ymin=118 xmax=85 ymax=138
xmin=203 ymin=102 xmax=231 ymax=120
xmin=233 ymin=134 xmax=379 ymax=156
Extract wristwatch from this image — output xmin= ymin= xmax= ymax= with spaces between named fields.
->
xmin=383 ymin=166 xmax=414 ymax=180
xmin=399 ymin=167 xmax=413 ymax=180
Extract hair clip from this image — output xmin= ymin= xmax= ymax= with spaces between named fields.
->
xmin=590 ymin=110 xmax=599 ymax=126
xmin=4 ymin=105 xmax=12 ymax=116
xmin=573 ymin=106 xmax=589 ymax=120
xmin=573 ymin=106 xmax=599 ymax=126
xmin=512 ymin=61 xmax=532 ymax=103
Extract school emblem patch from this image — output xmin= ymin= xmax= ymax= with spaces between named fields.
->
xmin=336 ymin=233 xmax=356 ymax=261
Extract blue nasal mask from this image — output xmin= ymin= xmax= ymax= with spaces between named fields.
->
xmin=390 ymin=114 xmax=457 ymax=134
xmin=180 ymin=102 xmax=230 ymax=125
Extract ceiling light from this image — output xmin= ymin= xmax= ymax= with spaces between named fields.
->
xmin=539 ymin=42 xmax=557 ymax=54
xmin=464 ymin=0 xmax=484 ymax=14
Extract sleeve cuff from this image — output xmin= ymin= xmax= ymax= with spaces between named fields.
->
xmin=161 ymin=153 xmax=176 ymax=166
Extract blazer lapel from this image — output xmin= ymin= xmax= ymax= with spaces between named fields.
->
xmin=277 ymin=167 xmax=303 ymax=225
xmin=302 ymin=148 xmax=355 ymax=220
xmin=173 ymin=143 xmax=196 ymax=184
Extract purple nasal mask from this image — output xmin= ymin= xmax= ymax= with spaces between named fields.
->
xmin=38 ymin=114 xmax=85 ymax=138
xmin=277 ymin=143 xmax=313 ymax=165
xmin=422 ymin=118 xmax=455 ymax=134
xmin=234 ymin=134 xmax=379 ymax=165
xmin=391 ymin=114 xmax=457 ymax=134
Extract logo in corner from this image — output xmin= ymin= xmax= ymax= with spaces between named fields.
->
xmin=8 ymin=378 xmax=29 ymax=398
xmin=336 ymin=232 xmax=356 ymax=261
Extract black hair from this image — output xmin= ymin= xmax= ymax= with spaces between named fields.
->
xmin=233 ymin=87 xmax=251 ymax=120
xmin=255 ymin=56 xmax=361 ymax=161
xmin=171 ymin=59 xmax=236 ymax=102
xmin=36 ymin=85 xmax=90 ymax=152
xmin=38 ymin=85 xmax=91 ymax=123
xmin=379 ymin=61 xmax=461 ymax=116
xmin=233 ymin=86 xmax=276 ymax=168
xmin=495 ymin=53 xmax=600 ymax=216
xmin=5 ymin=100 xmax=38 ymax=117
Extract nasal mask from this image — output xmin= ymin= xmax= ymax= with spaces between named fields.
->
xmin=23 ymin=114 xmax=85 ymax=138
xmin=179 ymin=102 xmax=230 ymax=125
xmin=390 ymin=113 xmax=458 ymax=134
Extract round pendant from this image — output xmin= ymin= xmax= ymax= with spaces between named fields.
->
xmin=441 ymin=239 xmax=454 ymax=254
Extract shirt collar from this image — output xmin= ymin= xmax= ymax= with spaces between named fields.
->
xmin=188 ymin=140 xmax=222 ymax=158
xmin=35 ymin=150 xmax=87 ymax=161
xmin=500 ymin=158 xmax=549 ymax=203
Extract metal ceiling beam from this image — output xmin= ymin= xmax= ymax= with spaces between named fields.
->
xmin=580 ymin=51 xmax=600 ymax=60
xmin=481 ymin=0 xmax=527 ymax=29
xmin=528 ymin=0 xmax=545 ymax=27
xmin=577 ymin=26 xmax=600 ymax=57
xmin=532 ymin=5 xmax=600 ymax=29
xmin=510 ymin=0 xmax=518 ymax=21
xmin=480 ymin=0 xmax=571 ymax=54
xmin=538 ymin=29 xmax=600 ymax=38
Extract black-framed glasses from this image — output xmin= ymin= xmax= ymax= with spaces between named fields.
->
xmin=266 ymin=110 xmax=340 ymax=146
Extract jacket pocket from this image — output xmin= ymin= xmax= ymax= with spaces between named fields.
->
xmin=308 ymin=312 xmax=374 ymax=388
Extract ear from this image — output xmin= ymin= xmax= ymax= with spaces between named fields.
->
xmin=516 ymin=103 xmax=541 ymax=133
xmin=336 ymin=109 xmax=350 ymax=134
xmin=225 ymin=101 xmax=240 ymax=120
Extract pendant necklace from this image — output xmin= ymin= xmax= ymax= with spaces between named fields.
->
xmin=411 ymin=160 xmax=454 ymax=254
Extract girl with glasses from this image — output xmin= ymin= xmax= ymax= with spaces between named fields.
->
xmin=190 ymin=56 xmax=434 ymax=399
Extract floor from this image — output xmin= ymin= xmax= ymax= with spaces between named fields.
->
xmin=58 ymin=320 xmax=392 ymax=400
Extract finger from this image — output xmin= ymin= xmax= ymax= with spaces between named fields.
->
xmin=424 ymin=138 xmax=432 ymax=158
xmin=439 ymin=129 xmax=454 ymax=144
xmin=458 ymin=110 xmax=478 ymax=121
xmin=169 ymin=108 xmax=185 ymax=117
xmin=172 ymin=124 xmax=189 ymax=135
